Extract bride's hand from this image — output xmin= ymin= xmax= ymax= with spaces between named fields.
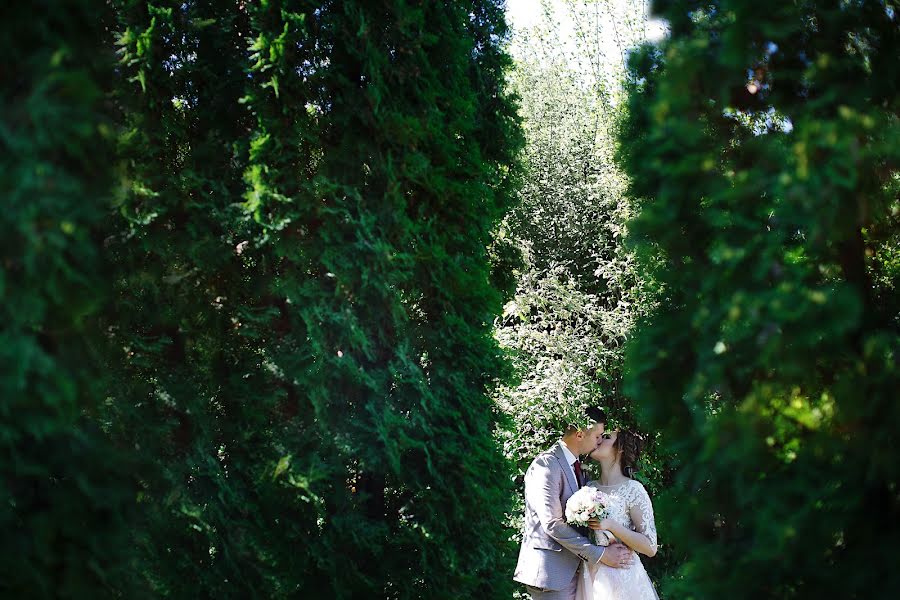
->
xmin=598 ymin=518 xmax=615 ymax=531
xmin=600 ymin=542 xmax=635 ymax=569
xmin=587 ymin=518 xmax=602 ymax=530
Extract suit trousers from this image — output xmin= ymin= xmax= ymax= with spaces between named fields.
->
xmin=525 ymin=564 xmax=580 ymax=600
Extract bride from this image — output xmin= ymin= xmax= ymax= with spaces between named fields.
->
xmin=579 ymin=430 xmax=659 ymax=600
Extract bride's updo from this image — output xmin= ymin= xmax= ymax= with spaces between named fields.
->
xmin=613 ymin=430 xmax=644 ymax=478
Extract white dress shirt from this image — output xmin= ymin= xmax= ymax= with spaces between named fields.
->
xmin=559 ymin=440 xmax=579 ymax=485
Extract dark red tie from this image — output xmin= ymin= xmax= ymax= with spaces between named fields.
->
xmin=573 ymin=459 xmax=583 ymax=488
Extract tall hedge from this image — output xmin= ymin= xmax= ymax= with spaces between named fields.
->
xmin=0 ymin=2 xmax=135 ymax=596
xmin=108 ymin=1 xmax=281 ymax=595
xmin=104 ymin=0 xmax=521 ymax=597
xmin=619 ymin=1 xmax=899 ymax=597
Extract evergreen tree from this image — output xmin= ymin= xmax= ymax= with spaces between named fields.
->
xmin=619 ymin=1 xmax=899 ymax=597
xmin=0 ymin=2 xmax=135 ymax=596
xmin=245 ymin=2 xmax=523 ymax=596
xmin=108 ymin=0 xmax=522 ymax=596
xmin=4 ymin=1 xmax=521 ymax=595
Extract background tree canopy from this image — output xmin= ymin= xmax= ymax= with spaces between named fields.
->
xmin=496 ymin=0 xmax=649 ymax=467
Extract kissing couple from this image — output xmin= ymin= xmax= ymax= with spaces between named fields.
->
xmin=514 ymin=407 xmax=659 ymax=600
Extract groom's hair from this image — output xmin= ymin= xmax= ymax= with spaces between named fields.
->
xmin=565 ymin=406 xmax=607 ymax=433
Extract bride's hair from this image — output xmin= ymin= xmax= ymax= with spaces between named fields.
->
xmin=613 ymin=430 xmax=644 ymax=478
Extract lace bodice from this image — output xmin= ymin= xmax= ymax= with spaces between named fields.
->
xmin=587 ymin=479 xmax=657 ymax=553
xmin=579 ymin=478 xmax=659 ymax=600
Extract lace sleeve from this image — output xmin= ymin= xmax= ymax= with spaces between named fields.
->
xmin=628 ymin=481 xmax=658 ymax=554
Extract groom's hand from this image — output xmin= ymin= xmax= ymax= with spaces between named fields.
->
xmin=599 ymin=542 xmax=634 ymax=569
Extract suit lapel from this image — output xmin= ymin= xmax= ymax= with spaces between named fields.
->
xmin=553 ymin=442 xmax=579 ymax=495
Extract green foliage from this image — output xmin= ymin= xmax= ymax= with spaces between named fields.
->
xmin=497 ymin=0 xmax=647 ymax=465
xmin=105 ymin=0 xmax=522 ymax=597
xmin=237 ymin=1 xmax=523 ymax=597
xmin=0 ymin=2 xmax=136 ymax=596
xmin=108 ymin=1 xmax=287 ymax=596
xmin=5 ymin=0 xmax=522 ymax=597
xmin=619 ymin=1 xmax=900 ymax=597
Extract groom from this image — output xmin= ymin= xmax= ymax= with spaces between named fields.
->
xmin=514 ymin=407 xmax=634 ymax=599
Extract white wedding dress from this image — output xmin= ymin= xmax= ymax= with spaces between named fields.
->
xmin=577 ymin=479 xmax=659 ymax=600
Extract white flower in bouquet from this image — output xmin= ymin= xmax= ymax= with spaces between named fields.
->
xmin=565 ymin=486 xmax=614 ymax=546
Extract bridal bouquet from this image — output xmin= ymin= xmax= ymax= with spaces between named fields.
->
xmin=565 ymin=487 xmax=614 ymax=546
